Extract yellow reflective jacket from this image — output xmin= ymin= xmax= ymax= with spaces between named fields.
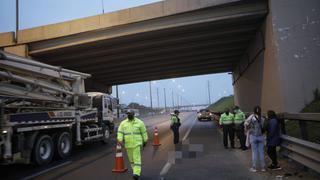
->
xmin=117 ymin=118 xmax=148 ymax=148
xmin=219 ymin=113 xmax=234 ymax=125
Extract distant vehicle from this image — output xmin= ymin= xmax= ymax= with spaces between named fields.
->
xmin=197 ymin=109 xmax=212 ymax=121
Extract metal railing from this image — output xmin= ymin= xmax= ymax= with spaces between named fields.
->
xmin=278 ymin=113 xmax=320 ymax=173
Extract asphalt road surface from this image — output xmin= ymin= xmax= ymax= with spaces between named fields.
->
xmin=1 ymin=112 xmax=318 ymax=180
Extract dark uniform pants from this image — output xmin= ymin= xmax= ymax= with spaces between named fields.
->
xmin=235 ymin=125 xmax=246 ymax=149
xmin=223 ymin=124 xmax=234 ymax=148
xmin=267 ymin=146 xmax=278 ymax=166
xmin=171 ymin=124 xmax=180 ymax=144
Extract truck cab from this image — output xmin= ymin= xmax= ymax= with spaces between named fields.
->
xmin=86 ymin=92 xmax=117 ymax=133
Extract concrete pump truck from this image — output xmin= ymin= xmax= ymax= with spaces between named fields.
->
xmin=0 ymin=51 xmax=117 ymax=165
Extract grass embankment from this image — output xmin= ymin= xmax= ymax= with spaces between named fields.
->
xmin=285 ymin=89 xmax=320 ymax=144
xmin=208 ymin=95 xmax=234 ymax=112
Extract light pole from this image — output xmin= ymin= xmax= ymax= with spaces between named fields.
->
xmin=177 ymin=94 xmax=179 ymax=109
xmin=101 ymin=0 xmax=105 ymax=14
xmin=171 ymin=90 xmax=174 ymax=110
xmin=157 ymin=87 xmax=160 ymax=108
xmin=207 ymin=80 xmax=211 ymax=104
xmin=149 ymin=81 xmax=153 ymax=110
xmin=116 ymin=85 xmax=119 ymax=118
xmin=15 ymin=0 xmax=19 ymax=43
xmin=163 ymin=88 xmax=167 ymax=112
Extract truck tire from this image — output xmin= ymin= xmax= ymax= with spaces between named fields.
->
xmin=33 ymin=134 xmax=54 ymax=165
xmin=101 ymin=125 xmax=110 ymax=145
xmin=56 ymin=132 xmax=72 ymax=159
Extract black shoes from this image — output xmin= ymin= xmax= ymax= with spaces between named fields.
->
xmin=133 ymin=174 xmax=140 ymax=180
xmin=241 ymin=147 xmax=248 ymax=151
xmin=268 ymin=164 xmax=282 ymax=170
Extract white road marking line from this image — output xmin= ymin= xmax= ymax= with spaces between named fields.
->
xmin=182 ymin=117 xmax=196 ymax=141
xmin=21 ymin=161 xmax=72 ymax=180
xmin=159 ymin=162 xmax=172 ymax=176
xmin=159 ymin=116 xmax=196 ymax=179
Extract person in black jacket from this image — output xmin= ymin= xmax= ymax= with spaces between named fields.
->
xmin=266 ymin=110 xmax=282 ymax=170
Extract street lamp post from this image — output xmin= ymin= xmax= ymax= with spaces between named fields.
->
xmin=116 ymin=85 xmax=119 ymax=118
xmin=149 ymin=81 xmax=153 ymax=110
xmin=157 ymin=87 xmax=160 ymax=108
xmin=101 ymin=0 xmax=105 ymax=14
xmin=163 ymin=88 xmax=167 ymax=112
xmin=15 ymin=0 xmax=19 ymax=43
xmin=207 ymin=80 xmax=211 ymax=104
xmin=171 ymin=90 xmax=174 ymax=110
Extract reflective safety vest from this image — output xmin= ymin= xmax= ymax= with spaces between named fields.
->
xmin=170 ymin=114 xmax=179 ymax=125
xmin=219 ymin=113 xmax=234 ymax=125
xmin=117 ymin=118 xmax=148 ymax=148
xmin=234 ymin=110 xmax=245 ymax=124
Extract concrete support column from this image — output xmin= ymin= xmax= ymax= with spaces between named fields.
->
xmin=233 ymin=0 xmax=320 ymax=113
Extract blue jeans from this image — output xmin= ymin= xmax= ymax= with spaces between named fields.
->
xmin=250 ymin=135 xmax=265 ymax=169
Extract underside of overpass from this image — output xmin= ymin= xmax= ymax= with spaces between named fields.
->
xmin=2 ymin=0 xmax=318 ymax=113
xmin=26 ymin=0 xmax=268 ymax=86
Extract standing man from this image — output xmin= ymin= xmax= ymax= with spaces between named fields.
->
xmin=219 ymin=108 xmax=235 ymax=149
xmin=170 ymin=110 xmax=181 ymax=144
xmin=233 ymin=106 xmax=247 ymax=150
xmin=117 ymin=109 xmax=148 ymax=180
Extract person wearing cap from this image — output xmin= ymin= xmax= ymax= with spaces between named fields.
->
xmin=233 ymin=106 xmax=247 ymax=150
xmin=117 ymin=109 xmax=148 ymax=180
xmin=219 ymin=108 xmax=235 ymax=149
xmin=170 ymin=110 xmax=181 ymax=144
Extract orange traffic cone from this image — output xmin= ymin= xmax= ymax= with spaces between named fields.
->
xmin=152 ymin=127 xmax=161 ymax=146
xmin=112 ymin=142 xmax=128 ymax=173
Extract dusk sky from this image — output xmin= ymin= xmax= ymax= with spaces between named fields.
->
xmin=0 ymin=0 xmax=234 ymax=107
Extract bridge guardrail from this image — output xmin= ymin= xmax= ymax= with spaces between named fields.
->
xmin=278 ymin=113 xmax=320 ymax=173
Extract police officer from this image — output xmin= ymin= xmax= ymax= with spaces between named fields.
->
xmin=233 ymin=106 xmax=247 ymax=150
xmin=219 ymin=108 xmax=235 ymax=149
xmin=170 ymin=110 xmax=181 ymax=144
xmin=117 ymin=109 xmax=148 ymax=180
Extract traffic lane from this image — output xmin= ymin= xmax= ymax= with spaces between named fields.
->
xmin=142 ymin=112 xmax=197 ymax=179
xmin=0 ymin=137 xmax=119 ymax=180
xmin=27 ymin=112 xmax=194 ymax=180
xmin=164 ymin=120 xmax=255 ymax=180
xmin=44 ymin=112 xmax=195 ymax=180
xmin=0 ymin=113 xmax=180 ymax=180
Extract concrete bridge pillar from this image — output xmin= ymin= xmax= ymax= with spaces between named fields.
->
xmin=233 ymin=0 xmax=320 ymax=113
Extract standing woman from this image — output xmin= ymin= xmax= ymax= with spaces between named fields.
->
xmin=245 ymin=106 xmax=266 ymax=172
xmin=170 ymin=110 xmax=181 ymax=144
xmin=266 ymin=110 xmax=282 ymax=170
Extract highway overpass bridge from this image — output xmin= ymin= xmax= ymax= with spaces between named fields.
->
xmin=1 ymin=0 xmax=319 ymax=113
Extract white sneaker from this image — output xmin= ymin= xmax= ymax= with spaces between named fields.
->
xmin=261 ymin=168 xmax=266 ymax=172
xmin=250 ymin=167 xmax=257 ymax=172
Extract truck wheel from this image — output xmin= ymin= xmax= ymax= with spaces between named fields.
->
xmin=33 ymin=134 xmax=54 ymax=165
xmin=101 ymin=126 xmax=110 ymax=144
xmin=56 ymin=132 xmax=72 ymax=159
